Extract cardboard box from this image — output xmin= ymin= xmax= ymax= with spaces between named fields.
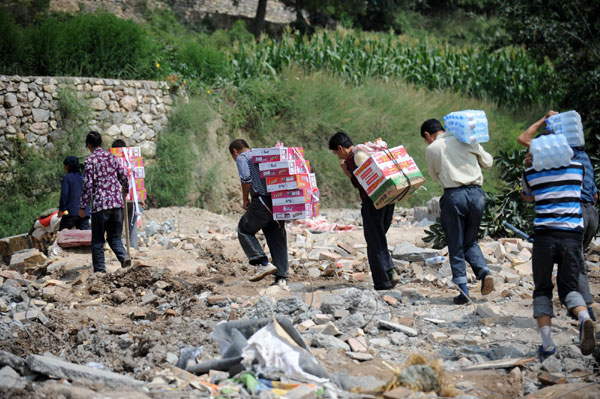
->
xmin=252 ymin=147 xmax=304 ymax=163
xmin=110 ymin=147 xmax=146 ymax=202
xmin=273 ymin=202 xmax=319 ymax=220
xmin=353 ymin=146 xmax=425 ymax=209
xmin=110 ymin=146 xmax=142 ymax=158
xmin=259 ymin=160 xmax=310 ymax=178
xmin=266 ymin=173 xmax=316 ymax=192
xmin=272 ymin=188 xmax=319 ymax=206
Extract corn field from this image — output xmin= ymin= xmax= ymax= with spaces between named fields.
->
xmin=230 ymin=30 xmax=563 ymax=107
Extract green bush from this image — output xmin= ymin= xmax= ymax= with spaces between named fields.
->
xmin=0 ymin=9 xmax=26 ymax=74
xmin=1 ymin=11 xmax=159 ymax=79
xmin=173 ymin=41 xmax=231 ymax=82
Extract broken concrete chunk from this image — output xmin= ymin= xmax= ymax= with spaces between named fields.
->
xmin=283 ymin=383 xmax=318 ymax=399
xmin=0 ymin=366 xmax=26 ymax=389
xmin=391 ymin=242 xmax=439 ymax=262
xmin=310 ymin=334 xmax=350 ymax=351
xmin=378 ymin=320 xmax=418 ymax=337
xmin=26 ymin=354 xmax=144 ymax=387
xmin=345 ymin=352 xmax=373 ymax=362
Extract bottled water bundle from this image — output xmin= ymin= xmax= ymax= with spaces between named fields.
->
xmin=530 ymin=133 xmax=573 ymax=171
xmin=443 ymin=110 xmax=489 ymax=143
xmin=545 ymin=110 xmax=584 ymax=147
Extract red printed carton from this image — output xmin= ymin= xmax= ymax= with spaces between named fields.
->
xmin=266 ymin=173 xmax=315 ymax=192
xmin=252 ymin=147 xmax=304 ymax=163
xmin=259 ymin=160 xmax=310 ymax=178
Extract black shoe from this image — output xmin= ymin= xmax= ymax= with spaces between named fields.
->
xmin=388 ymin=269 xmax=400 ymax=288
xmin=453 ymin=294 xmax=470 ymax=305
xmin=579 ymin=318 xmax=596 ymax=356
xmin=121 ymin=257 xmax=132 ymax=268
xmin=481 ymin=272 xmax=494 ymax=295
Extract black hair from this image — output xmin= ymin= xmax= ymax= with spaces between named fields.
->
xmin=328 ymin=131 xmax=353 ymax=150
xmin=63 ymin=156 xmax=82 ymax=174
xmin=111 ymin=139 xmax=127 ymax=148
xmin=229 ymin=138 xmax=250 ymax=155
xmin=86 ymin=131 xmax=102 ymax=148
xmin=420 ymin=119 xmax=445 ymax=138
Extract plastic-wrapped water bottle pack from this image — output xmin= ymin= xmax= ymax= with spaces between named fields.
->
xmin=545 ymin=110 xmax=584 ymax=147
xmin=443 ymin=110 xmax=489 ymax=144
xmin=530 ymin=133 xmax=573 ymax=171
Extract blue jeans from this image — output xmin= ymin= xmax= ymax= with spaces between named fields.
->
xmin=91 ymin=208 xmax=128 ymax=273
xmin=440 ymin=185 xmax=489 ymax=285
xmin=361 ymin=198 xmax=395 ymax=290
xmin=237 ymin=195 xmax=288 ymax=279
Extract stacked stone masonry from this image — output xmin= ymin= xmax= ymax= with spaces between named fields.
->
xmin=0 ymin=75 xmax=175 ymax=175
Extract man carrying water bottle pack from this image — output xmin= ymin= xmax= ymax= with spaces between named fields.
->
xmin=420 ymin=118 xmax=495 ymax=305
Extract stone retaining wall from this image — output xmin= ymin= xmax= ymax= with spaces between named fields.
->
xmin=0 ymin=75 xmax=175 ymax=175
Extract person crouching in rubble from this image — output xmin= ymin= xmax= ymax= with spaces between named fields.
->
xmin=58 ymin=156 xmax=90 ymax=231
xmin=328 ymin=131 xmax=400 ymax=291
xmin=519 ymin=125 xmax=596 ymax=357
xmin=229 ymin=139 xmax=289 ymax=289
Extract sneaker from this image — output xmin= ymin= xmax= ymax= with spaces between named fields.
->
xmin=249 ymin=263 xmax=278 ymax=282
xmin=537 ymin=345 xmax=556 ymax=358
xmin=453 ymin=294 xmax=470 ymax=305
xmin=588 ymin=306 xmax=597 ymax=322
xmin=121 ymin=257 xmax=132 ymax=268
xmin=275 ymin=278 xmax=289 ymax=291
xmin=388 ymin=269 xmax=400 ymax=288
xmin=481 ymin=273 xmax=494 ymax=295
xmin=579 ymin=318 xmax=596 ymax=356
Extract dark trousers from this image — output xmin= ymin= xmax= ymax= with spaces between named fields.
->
xmin=238 ymin=195 xmax=288 ymax=279
xmin=91 ymin=208 xmax=128 ymax=273
xmin=440 ymin=185 xmax=489 ymax=285
xmin=361 ymin=198 xmax=395 ymax=290
xmin=582 ymin=202 xmax=598 ymax=251
xmin=59 ymin=215 xmax=90 ymax=231
xmin=579 ymin=202 xmax=598 ymax=304
xmin=532 ymin=231 xmax=586 ymax=317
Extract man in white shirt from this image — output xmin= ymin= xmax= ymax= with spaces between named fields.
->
xmin=421 ymin=119 xmax=495 ymax=304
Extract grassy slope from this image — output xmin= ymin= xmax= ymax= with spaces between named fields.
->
xmin=203 ymin=69 xmax=540 ymax=209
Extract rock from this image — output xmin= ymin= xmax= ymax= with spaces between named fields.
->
xmin=537 ymin=372 xmax=565 ymax=386
xmin=120 ymin=96 xmax=138 ymax=111
xmin=0 ymin=351 xmax=27 ymax=374
xmin=4 ymin=93 xmax=18 ymax=107
xmin=542 ymin=355 xmax=562 ymax=373
xmin=165 ymin=352 xmax=178 ymax=365
xmin=390 ymin=332 xmax=408 ymax=345
xmin=109 ymin=290 xmax=128 ymax=304
xmin=337 ymin=313 xmax=366 ymax=332
xmin=392 ymin=242 xmax=439 ymax=262
xmin=26 ymin=354 xmax=144 ymax=387
xmin=309 ymin=321 xmax=340 ymax=335
xmin=320 ymin=251 xmax=341 ymax=261
xmin=307 ymin=267 xmax=320 ymax=278
xmin=275 ymin=296 xmax=309 ymax=315
xmin=298 ymin=320 xmax=315 ymax=332
xmin=141 ymin=291 xmax=158 ymax=305
xmin=348 ymin=336 xmax=368 ymax=352
xmin=32 ymin=108 xmax=50 ymax=122
xmin=378 ymin=320 xmax=418 ymax=337
xmin=338 ymin=375 xmax=386 ymax=393
xmin=529 ymin=382 xmax=600 ymax=398
xmin=476 ymin=305 xmax=501 ymax=318
xmin=429 ymin=331 xmax=448 ymax=343
xmin=284 ymin=384 xmax=318 ymax=399
xmin=0 ymin=366 xmax=25 ymax=389
xmin=207 ymin=295 xmax=229 ymax=306
xmin=310 ymin=334 xmax=350 ymax=351
xmin=120 ymin=124 xmax=134 ymax=138
xmin=383 ymin=387 xmax=415 ymax=399
xmin=89 ymin=98 xmax=107 ymax=110
xmin=140 ymin=141 xmax=156 ymax=157
xmin=346 ymin=352 xmax=373 ymax=362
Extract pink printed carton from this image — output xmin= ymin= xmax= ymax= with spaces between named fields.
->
xmin=259 ymin=160 xmax=310 ymax=178
xmin=271 ymin=188 xmax=319 ymax=206
xmin=266 ymin=173 xmax=315 ymax=192
xmin=252 ymin=147 xmax=304 ymax=163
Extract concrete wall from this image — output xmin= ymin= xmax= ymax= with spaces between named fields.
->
xmin=0 ymin=75 xmax=176 ymax=178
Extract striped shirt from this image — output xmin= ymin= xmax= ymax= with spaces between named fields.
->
xmin=236 ymin=150 xmax=268 ymax=196
xmin=523 ymin=162 xmax=584 ymax=233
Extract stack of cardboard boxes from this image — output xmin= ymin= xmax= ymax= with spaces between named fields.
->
xmin=110 ymin=146 xmax=146 ymax=202
xmin=252 ymin=146 xmax=319 ymax=220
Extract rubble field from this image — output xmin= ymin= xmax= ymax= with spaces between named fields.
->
xmin=0 ymin=206 xmax=599 ymax=399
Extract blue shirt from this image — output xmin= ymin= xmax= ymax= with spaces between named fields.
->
xmin=523 ymin=161 xmax=584 ymax=233
xmin=60 ymin=172 xmax=90 ymax=216
xmin=572 ymin=147 xmax=598 ymax=203
xmin=236 ymin=150 xmax=268 ymax=196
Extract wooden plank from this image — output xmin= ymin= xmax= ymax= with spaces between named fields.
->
xmin=463 ymin=357 xmax=537 ymax=371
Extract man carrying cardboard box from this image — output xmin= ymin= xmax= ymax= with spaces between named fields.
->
xmin=421 ymin=119 xmax=494 ymax=304
xmin=229 ymin=139 xmax=289 ymax=289
xmin=329 ymin=132 xmax=400 ymax=291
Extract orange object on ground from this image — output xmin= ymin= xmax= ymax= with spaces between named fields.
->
xmin=39 ymin=211 xmax=59 ymax=228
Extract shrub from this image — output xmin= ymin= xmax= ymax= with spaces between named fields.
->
xmin=173 ymin=41 xmax=232 ymax=82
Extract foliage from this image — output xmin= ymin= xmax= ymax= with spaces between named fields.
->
xmin=0 ymin=12 xmax=159 ymax=79
xmin=0 ymin=90 xmax=91 ymax=237
xmin=423 ymin=148 xmax=535 ymax=248
xmin=230 ymin=30 xmax=562 ymax=107
xmin=146 ymin=97 xmax=215 ymax=208
xmin=0 ymin=0 xmax=49 ymax=26
xmin=498 ymin=0 xmax=600 ymax=156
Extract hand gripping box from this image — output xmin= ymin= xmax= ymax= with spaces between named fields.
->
xmin=259 ymin=159 xmax=310 ymax=178
xmin=252 ymin=147 xmax=304 ymax=163
xmin=353 ymin=146 xmax=425 ymax=209
xmin=266 ymin=173 xmax=316 ymax=192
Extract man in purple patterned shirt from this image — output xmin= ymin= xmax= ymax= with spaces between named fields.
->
xmin=79 ymin=131 xmax=131 ymax=272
